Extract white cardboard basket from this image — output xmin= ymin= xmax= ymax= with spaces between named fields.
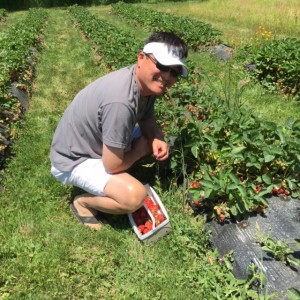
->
xmin=128 ymin=184 xmax=172 ymax=243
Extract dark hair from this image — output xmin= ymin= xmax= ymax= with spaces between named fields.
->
xmin=144 ymin=32 xmax=188 ymax=60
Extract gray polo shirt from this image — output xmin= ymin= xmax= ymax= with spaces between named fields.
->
xmin=50 ymin=65 xmax=155 ymax=172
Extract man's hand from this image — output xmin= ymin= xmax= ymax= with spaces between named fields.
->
xmin=152 ymin=138 xmax=169 ymax=161
xmin=139 ymin=118 xmax=169 ymax=161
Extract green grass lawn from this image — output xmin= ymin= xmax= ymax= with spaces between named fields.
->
xmin=1 ymin=2 xmax=299 ymax=299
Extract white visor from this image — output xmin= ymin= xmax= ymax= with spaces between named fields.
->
xmin=143 ymin=42 xmax=188 ymax=77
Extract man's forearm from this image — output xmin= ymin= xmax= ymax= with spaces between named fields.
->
xmin=140 ymin=118 xmax=165 ymax=142
xmin=106 ymin=148 xmax=144 ymax=174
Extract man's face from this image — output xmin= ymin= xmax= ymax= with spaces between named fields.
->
xmin=136 ymin=52 xmax=179 ymax=96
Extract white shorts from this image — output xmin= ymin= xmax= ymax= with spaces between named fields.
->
xmin=51 ymin=159 xmax=111 ymax=196
xmin=51 ymin=126 xmax=142 ymax=196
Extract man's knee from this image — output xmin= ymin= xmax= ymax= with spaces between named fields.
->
xmin=123 ymin=183 xmax=147 ymax=212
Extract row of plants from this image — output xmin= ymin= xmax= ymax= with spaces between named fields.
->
xmin=158 ymin=81 xmax=300 ymax=221
xmin=241 ymin=37 xmax=300 ymax=99
xmin=0 ymin=8 xmax=8 ymax=22
xmin=1 ymin=0 xmax=178 ymax=11
xmin=0 ymin=8 xmax=48 ymax=168
xmin=111 ymin=1 xmax=222 ymax=49
xmin=68 ymin=5 xmax=140 ymax=70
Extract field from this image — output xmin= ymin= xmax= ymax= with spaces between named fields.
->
xmin=148 ymin=0 xmax=300 ymax=41
xmin=0 ymin=1 xmax=299 ymax=299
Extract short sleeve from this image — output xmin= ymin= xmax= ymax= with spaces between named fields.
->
xmin=99 ymin=103 xmax=135 ymax=149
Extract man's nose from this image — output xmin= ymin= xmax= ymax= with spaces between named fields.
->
xmin=161 ymin=69 xmax=171 ymax=80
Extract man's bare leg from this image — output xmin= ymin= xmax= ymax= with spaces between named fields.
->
xmin=72 ymin=173 xmax=147 ymax=230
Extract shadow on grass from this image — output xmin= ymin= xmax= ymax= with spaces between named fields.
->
xmin=69 ymin=185 xmax=131 ymax=231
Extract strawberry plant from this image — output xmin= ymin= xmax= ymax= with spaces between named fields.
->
xmin=156 ymin=84 xmax=300 ymax=220
xmin=111 ymin=2 xmax=222 ymax=49
xmin=0 ymin=8 xmax=8 ymax=22
xmin=68 ymin=5 xmax=140 ymax=71
xmin=244 ymin=37 xmax=300 ymax=99
xmin=257 ymin=235 xmax=300 ymax=268
xmin=0 ymin=8 xmax=48 ymax=167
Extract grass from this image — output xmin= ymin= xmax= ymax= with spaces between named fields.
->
xmin=145 ymin=0 xmax=300 ymax=42
xmin=187 ymin=52 xmax=300 ymax=123
xmin=1 ymin=3 xmax=299 ymax=299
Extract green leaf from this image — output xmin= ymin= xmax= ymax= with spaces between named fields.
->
xmin=246 ymin=161 xmax=261 ymax=169
xmin=287 ymin=288 xmax=300 ymax=300
xmin=287 ymin=179 xmax=297 ymax=190
xmin=201 ymin=180 xmax=219 ymax=190
xmin=228 ymin=173 xmax=240 ymax=185
xmin=284 ymin=116 xmax=294 ymax=129
xmin=204 ymin=188 xmax=213 ymax=198
xmin=292 ymin=119 xmax=300 ymax=130
xmin=258 ymin=197 xmax=269 ymax=206
xmin=235 ymin=202 xmax=244 ymax=213
xmin=262 ymin=121 xmax=277 ymax=131
xmin=237 ymin=185 xmax=247 ymax=199
xmin=170 ymin=160 xmax=177 ymax=169
xmin=230 ymin=205 xmax=238 ymax=216
xmin=287 ymin=257 xmax=300 ymax=268
xmin=231 ymin=146 xmax=246 ymax=155
xmin=242 ymin=197 xmax=250 ymax=211
xmin=275 ymin=127 xmax=286 ymax=143
xmin=263 ymin=153 xmax=275 ymax=163
xmin=203 ymin=170 xmax=212 ymax=181
xmin=247 ymin=290 xmax=263 ymax=298
xmin=191 ymin=145 xmax=198 ymax=158
xmin=227 ymin=183 xmax=238 ymax=191
xmin=262 ymin=174 xmax=272 ymax=184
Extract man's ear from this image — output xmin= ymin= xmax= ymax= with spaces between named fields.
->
xmin=137 ymin=51 xmax=146 ymax=68
xmin=137 ymin=51 xmax=146 ymax=60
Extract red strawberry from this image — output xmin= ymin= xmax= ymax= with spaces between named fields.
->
xmin=190 ymin=182 xmax=201 ymax=188
xmin=144 ymin=196 xmax=153 ymax=206
xmin=137 ymin=225 xmax=145 ymax=233
xmin=219 ymin=214 xmax=225 ymax=222
xmin=193 ymin=200 xmax=200 ymax=206
xmin=158 ymin=214 xmax=165 ymax=223
xmin=143 ymin=228 xmax=150 ymax=234
xmin=144 ymin=220 xmax=153 ymax=230
xmin=256 ymin=186 xmax=262 ymax=192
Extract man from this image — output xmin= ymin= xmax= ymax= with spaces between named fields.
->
xmin=50 ymin=31 xmax=188 ymax=230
